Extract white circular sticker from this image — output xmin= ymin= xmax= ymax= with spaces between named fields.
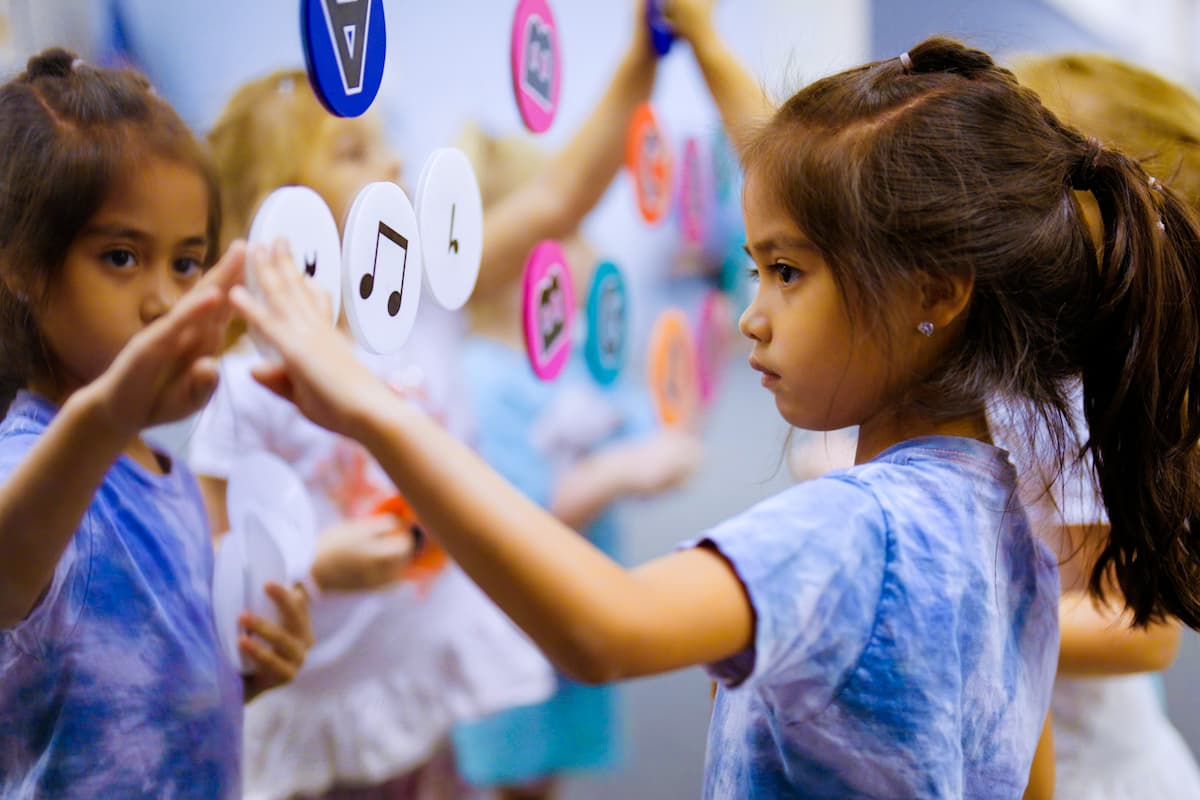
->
xmin=342 ymin=181 xmax=424 ymax=354
xmin=415 ymin=148 xmax=484 ymax=310
xmin=226 ymin=452 xmax=317 ymax=584
xmin=241 ymin=507 xmax=290 ymax=626
xmin=248 ymin=186 xmax=343 ymax=325
xmin=212 ymin=530 xmax=248 ymax=672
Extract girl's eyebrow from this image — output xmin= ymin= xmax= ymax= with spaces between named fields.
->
xmin=744 ymin=235 xmax=816 ymax=258
xmin=79 ymin=224 xmax=207 ymax=249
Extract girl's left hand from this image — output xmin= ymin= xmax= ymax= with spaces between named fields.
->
xmin=240 ymin=580 xmax=314 ymax=701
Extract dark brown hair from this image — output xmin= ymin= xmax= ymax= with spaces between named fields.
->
xmin=744 ymin=37 xmax=1200 ymax=627
xmin=0 ymin=48 xmax=220 ymax=410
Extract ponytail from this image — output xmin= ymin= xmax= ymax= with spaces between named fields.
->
xmin=1073 ymin=142 xmax=1200 ymax=627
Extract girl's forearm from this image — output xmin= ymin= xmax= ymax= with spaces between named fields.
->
xmin=351 ymin=397 xmax=644 ymax=681
xmin=687 ymin=25 xmax=774 ymax=149
xmin=1058 ymin=591 xmax=1181 ymax=675
xmin=0 ymin=386 xmax=127 ymax=626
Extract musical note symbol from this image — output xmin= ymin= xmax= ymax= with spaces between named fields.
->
xmin=522 ymin=14 xmax=555 ymax=109
xmin=304 ymin=252 xmax=318 ymax=277
xmin=359 ymin=220 xmax=406 ymax=317
xmin=448 ymin=203 xmax=459 ymax=254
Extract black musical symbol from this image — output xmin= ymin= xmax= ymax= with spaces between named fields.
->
xmin=359 ymin=220 xmax=406 ymax=317
xmin=303 ymin=251 xmax=317 ymax=277
xmin=320 ymin=0 xmax=370 ymax=94
xmin=448 ymin=203 xmax=459 ymax=254
xmin=599 ymin=279 xmax=624 ymax=364
xmin=537 ymin=269 xmax=567 ymax=355
xmin=522 ymin=15 xmax=555 ymax=108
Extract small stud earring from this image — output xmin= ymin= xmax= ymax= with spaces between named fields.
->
xmin=917 ymin=321 xmax=935 ymax=337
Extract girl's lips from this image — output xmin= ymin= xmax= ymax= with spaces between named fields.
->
xmin=749 ymin=357 xmax=779 ymax=378
xmin=749 ymin=357 xmax=781 ymax=385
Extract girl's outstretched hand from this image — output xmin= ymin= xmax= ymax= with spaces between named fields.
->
xmin=86 ymin=242 xmax=245 ymax=438
xmin=230 ymin=240 xmax=396 ymax=442
xmin=240 ymin=581 xmax=314 ymax=701
xmin=662 ymin=0 xmax=718 ymax=43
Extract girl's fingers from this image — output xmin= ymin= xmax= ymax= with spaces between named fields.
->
xmin=202 ymin=239 xmax=247 ymax=295
xmin=264 ymin=581 xmax=314 ymax=645
xmin=238 ymin=634 xmax=300 ymax=682
xmin=230 ymin=285 xmax=284 ymax=348
xmin=239 ymin=610 xmax=308 ymax=666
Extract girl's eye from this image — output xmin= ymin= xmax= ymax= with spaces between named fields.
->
xmin=776 ymin=264 xmax=801 ymax=284
xmin=173 ymin=257 xmax=203 ymax=277
xmin=102 ymin=249 xmax=137 ymax=269
xmin=745 ymin=267 xmax=761 ymax=283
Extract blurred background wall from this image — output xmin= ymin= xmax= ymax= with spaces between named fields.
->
xmin=3 ymin=2 xmax=1198 ymax=797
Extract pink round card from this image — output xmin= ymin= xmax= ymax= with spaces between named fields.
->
xmin=696 ymin=290 xmax=734 ymax=407
xmin=679 ymin=137 xmax=710 ymax=246
xmin=511 ymin=0 xmax=561 ymax=134
xmin=522 ymin=240 xmax=575 ymax=380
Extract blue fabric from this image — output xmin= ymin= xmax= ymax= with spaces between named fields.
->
xmin=0 ymin=392 xmax=243 ymax=799
xmin=695 ymin=435 xmax=1060 ymax=799
xmin=452 ymin=338 xmax=652 ymax=786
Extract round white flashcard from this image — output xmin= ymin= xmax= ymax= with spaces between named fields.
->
xmin=241 ymin=507 xmax=290 ymax=626
xmin=342 ymin=182 xmax=424 ymax=354
xmin=212 ymin=531 xmax=248 ymax=673
xmin=248 ymin=186 xmax=343 ymax=325
xmin=226 ymin=452 xmax=318 ymax=584
xmin=415 ymin=148 xmax=484 ymax=310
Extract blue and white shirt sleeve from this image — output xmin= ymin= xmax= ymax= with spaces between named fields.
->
xmin=687 ymin=476 xmax=888 ymax=721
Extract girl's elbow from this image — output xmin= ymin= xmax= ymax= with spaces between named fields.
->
xmin=552 ymin=622 xmax=639 ymax=685
xmin=1141 ymin=624 xmax=1182 ymax=671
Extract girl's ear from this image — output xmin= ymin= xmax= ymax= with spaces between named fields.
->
xmin=918 ymin=270 xmax=974 ymax=329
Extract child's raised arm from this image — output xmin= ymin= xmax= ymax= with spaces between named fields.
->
xmin=664 ymin=0 xmax=774 ymax=149
xmin=0 ymin=245 xmax=244 ymax=627
xmin=476 ymin=1 xmax=659 ymax=297
xmin=233 ymin=243 xmax=753 ymax=683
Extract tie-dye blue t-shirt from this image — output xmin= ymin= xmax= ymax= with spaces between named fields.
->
xmin=0 ymin=392 xmax=243 ymax=799
xmin=694 ymin=436 xmax=1059 ymax=798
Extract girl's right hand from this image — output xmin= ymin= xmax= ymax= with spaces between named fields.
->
xmin=230 ymin=240 xmax=397 ymax=442
xmin=84 ymin=242 xmax=245 ymax=439
xmin=662 ymin=0 xmax=718 ymax=43
xmin=310 ymin=514 xmax=415 ymax=593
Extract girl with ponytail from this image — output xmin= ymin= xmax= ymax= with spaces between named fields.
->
xmin=224 ymin=17 xmax=1200 ymax=799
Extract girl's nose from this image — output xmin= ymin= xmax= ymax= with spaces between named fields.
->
xmin=140 ymin=268 xmax=180 ymax=325
xmin=739 ymin=294 xmax=769 ymax=343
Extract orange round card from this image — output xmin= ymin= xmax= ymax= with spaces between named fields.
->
xmin=647 ymin=308 xmax=700 ymax=429
xmin=626 ymin=102 xmax=673 ymax=224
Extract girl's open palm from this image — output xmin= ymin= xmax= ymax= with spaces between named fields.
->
xmin=89 ymin=243 xmax=246 ymax=437
xmin=230 ymin=241 xmax=395 ymax=441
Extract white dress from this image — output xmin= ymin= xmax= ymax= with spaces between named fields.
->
xmin=190 ymin=305 xmax=553 ymax=800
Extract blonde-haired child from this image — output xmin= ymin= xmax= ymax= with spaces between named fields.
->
xmin=196 ymin=70 xmax=553 ymax=800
